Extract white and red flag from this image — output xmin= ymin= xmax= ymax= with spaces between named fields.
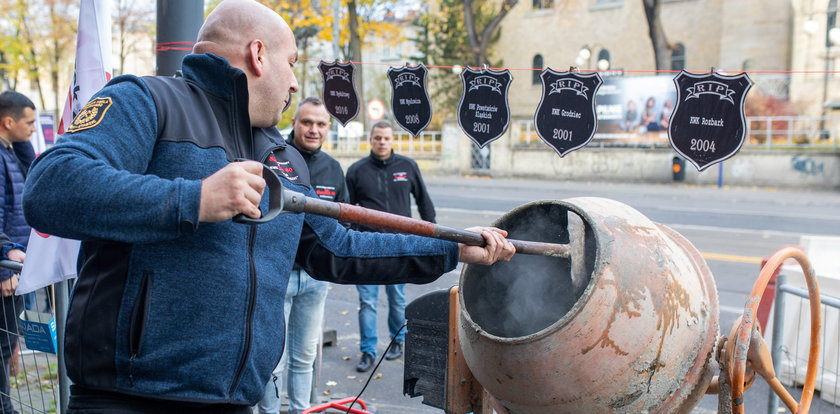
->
xmin=17 ymin=0 xmax=112 ymax=295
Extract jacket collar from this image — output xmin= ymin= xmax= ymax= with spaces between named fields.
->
xmin=181 ymin=53 xmax=287 ymax=158
xmin=368 ymin=150 xmax=394 ymax=167
xmin=181 ymin=53 xmax=246 ymax=101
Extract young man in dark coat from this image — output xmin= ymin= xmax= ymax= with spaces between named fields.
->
xmin=346 ymin=121 xmax=436 ymax=372
xmin=0 ymin=90 xmax=37 ymax=414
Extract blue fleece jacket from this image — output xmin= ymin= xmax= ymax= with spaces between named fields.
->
xmin=22 ymin=53 xmax=458 ymax=405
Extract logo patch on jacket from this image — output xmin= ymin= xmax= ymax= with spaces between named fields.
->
xmin=267 ymin=154 xmax=299 ymax=182
xmin=67 ymin=97 xmax=112 ymax=133
xmin=393 ymin=172 xmax=408 ymax=182
xmin=315 ymin=185 xmax=337 ymax=200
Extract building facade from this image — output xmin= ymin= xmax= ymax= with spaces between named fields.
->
xmin=495 ymin=0 xmax=801 ymax=118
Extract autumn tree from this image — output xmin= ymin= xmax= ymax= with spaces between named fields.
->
xmin=0 ymin=0 xmax=33 ymax=91
xmin=464 ymin=0 xmax=517 ymax=68
xmin=416 ymin=0 xmax=516 ymax=117
xmin=205 ymin=0 xmax=403 ymax=127
xmin=114 ymin=0 xmax=155 ymax=76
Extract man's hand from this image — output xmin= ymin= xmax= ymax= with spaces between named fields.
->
xmin=457 ymin=227 xmax=516 ymax=265
xmin=0 ymin=274 xmax=17 ymax=297
xmin=6 ymin=249 xmax=24 ymax=263
xmin=199 ymin=161 xmax=266 ymax=222
xmin=8 ymin=344 xmax=19 ymax=378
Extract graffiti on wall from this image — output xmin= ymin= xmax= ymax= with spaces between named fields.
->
xmin=790 ymin=155 xmax=825 ymax=176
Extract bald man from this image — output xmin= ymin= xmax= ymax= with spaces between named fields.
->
xmin=23 ymin=1 xmax=514 ymax=412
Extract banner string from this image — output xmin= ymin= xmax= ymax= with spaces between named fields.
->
xmin=299 ymin=58 xmax=840 ymax=74
xmin=156 ymin=41 xmax=195 ymax=52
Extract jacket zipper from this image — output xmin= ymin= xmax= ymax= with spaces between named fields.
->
xmin=228 ymin=225 xmax=258 ymax=397
xmin=128 ymin=272 xmax=152 ymax=386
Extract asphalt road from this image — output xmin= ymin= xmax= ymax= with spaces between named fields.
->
xmin=276 ymin=176 xmax=840 ymax=414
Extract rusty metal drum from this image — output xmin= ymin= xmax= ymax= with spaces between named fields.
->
xmin=458 ymin=197 xmax=719 ymax=413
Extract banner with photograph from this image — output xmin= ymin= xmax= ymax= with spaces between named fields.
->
xmin=595 ymin=75 xmax=677 ymax=145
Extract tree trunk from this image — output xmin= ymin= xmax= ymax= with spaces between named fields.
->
xmin=300 ymin=37 xmax=309 ymax=97
xmin=20 ymin=14 xmax=46 ymax=108
xmin=0 ymin=52 xmax=9 ymax=90
xmin=642 ymin=0 xmax=671 ymax=71
xmin=464 ymin=0 xmax=518 ymax=68
xmin=347 ymin=0 xmax=365 ymax=126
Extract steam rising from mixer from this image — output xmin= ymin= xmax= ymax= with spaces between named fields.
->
xmin=462 ymin=203 xmax=596 ymax=338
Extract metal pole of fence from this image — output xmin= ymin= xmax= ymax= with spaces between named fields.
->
xmin=54 ymin=280 xmax=70 ymax=414
xmin=766 ymin=118 xmax=772 ymax=149
xmin=768 ymin=273 xmax=787 ymax=414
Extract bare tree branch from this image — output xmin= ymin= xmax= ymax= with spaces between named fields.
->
xmin=642 ymin=0 xmax=671 ymax=70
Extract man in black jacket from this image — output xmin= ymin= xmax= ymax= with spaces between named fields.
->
xmin=346 ymin=121 xmax=436 ymax=372
xmin=257 ymin=97 xmax=346 ymax=414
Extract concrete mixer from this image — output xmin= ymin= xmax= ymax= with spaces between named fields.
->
xmin=402 ymin=198 xmax=822 ymax=414
xmin=251 ymin=173 xmax=821 ymax=413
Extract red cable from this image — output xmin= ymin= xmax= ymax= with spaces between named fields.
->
xmin=298 ymin=57 xmax=840 ymax=74
xmin=156 ymin=41 xmax=195 ymax=53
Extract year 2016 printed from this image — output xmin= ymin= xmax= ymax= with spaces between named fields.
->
xmin=335 ymin=106 xmax=348 ymax=115
xmin=690 ymin=139 xmax=716 ymax=152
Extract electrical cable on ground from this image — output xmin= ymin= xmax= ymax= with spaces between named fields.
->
xmin=344 ymin=323 xmax=407 ymax=414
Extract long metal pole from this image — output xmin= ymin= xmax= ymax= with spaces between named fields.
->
xmin=767 ymin=274 xmax=786 ymax=414
xmin=281 ymin=188 xmax=571 ymax=258
xmin=156 ymin=0 xmax=204 ymax=76
xmin=55 ymin=280 xmax=70 ymax=414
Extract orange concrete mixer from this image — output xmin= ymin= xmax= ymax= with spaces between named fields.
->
xmin=253 ymin=174 xmax=821 ymax=413
xmin=458 ymin=197 xmax=718 ymax=413
xmin=402 ymin=198 xmax=822 ymax=414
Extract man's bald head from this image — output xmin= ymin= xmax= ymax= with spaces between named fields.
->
xmin=194 ymin=0 xmax=292 ymax=64
xmin=192 ymin=0 xmax=300 ymax=127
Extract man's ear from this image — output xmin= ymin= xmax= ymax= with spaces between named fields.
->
xmin=247 ymin=39 xmax=266 ymax=77
xmin=0 ymin=116 xmax=12 ymax=131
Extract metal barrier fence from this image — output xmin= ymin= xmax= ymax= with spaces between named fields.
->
xmin=769 ymin=273 xmax=840 ymax=413
xmin=512 ymin=117 xmax=840 ymax=150
xmin=0 ymin=260 xmax=60 ymax=414
xmin=327 ymin=130 xmax=442 ymax=157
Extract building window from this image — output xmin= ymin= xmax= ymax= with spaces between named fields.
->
xmin=533 ymin=0 xmax=554 ymax=9
xmin=597 ymin=49 xmax=611 ymax=70
xmin=671 ymin=43 xmax=686 ymax=71
xmin=532 ymin=54 xmax=543 ymax=84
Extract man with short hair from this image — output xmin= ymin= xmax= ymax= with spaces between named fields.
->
xmin=346 ymin=121 xmax=436 ymax=372
xmin=257 ymin=97 xmax=345 ymax=414
xmin=23 ymin=1 xmax=515 ymax=412
xmin=0 ymin=90 xmax=37 ymax=414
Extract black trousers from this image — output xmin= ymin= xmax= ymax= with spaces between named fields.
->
xmin=67 ymin=385 xmax=253 ymax=414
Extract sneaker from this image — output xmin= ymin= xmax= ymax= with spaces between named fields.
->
xmin=356 ymin=352 xmax=375 ymax=372
xmin=384 ymin=341 xmax=402 ymax=360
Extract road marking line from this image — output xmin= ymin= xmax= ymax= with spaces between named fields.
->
xmin=654 ymin=205 xmax=840 ymax=222
xmin=720 ymin=305 xmax=745 ymax=315
xmin=702 ymin=252 xmax=763 ymax=264
xmin=431 ymin=207 xmax=824 ymax=238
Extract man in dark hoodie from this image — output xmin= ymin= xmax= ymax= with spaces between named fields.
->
xmin=257 ymin=97 xmax=345 ymax=414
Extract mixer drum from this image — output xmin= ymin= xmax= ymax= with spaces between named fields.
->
xmin=458 ymin=197 xmax=719 ymax=413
